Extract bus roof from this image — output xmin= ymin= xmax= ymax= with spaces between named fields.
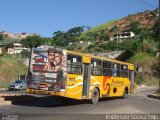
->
xmin=66 ymin=50 xmax=134 ymax=66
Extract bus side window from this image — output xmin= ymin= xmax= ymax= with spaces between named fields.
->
xmin=91 ymin=59 xmax=102 ymax=76
xmin=67 ymin=54 xmax=82 ymax=74
xmin=103 ymin=61 xmax=112 ymax=76
xmin=121 ymin=64 xmax=128 ymax=78
xmin=112 ymin=63 xmax=120 ymax=77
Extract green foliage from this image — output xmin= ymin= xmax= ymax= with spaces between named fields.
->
xmin=152 ymin=21 xmax=160 ymax=42
xmin=108 ymin=25 xmax=118 ymax=33
xmin=4 ymin=42 xmax=12 ymax=51
xmin=0 ymin=54 xmax=27 ymax=84
xmin=128 ymin=52 xmax=153 ymax=65
xmin=130 ymin=21 xmax=142 ymax=35
xmin=128 ymin=53 xmax=159 ymax=86
xmin=52 ymin=31 xmax=66 ymax=47
xmin=43 ymin=37 xmax=53 ymax=46
xmin=0 ymin=48 xmax=7 ymax=56
xmin=52 ymin=26 xmax=85 ymax=47
xmin=85 ymin=32 xmax=99 ymax=41
xmin=101 ymin=41 xmax=117 ymax=51
xmin=0 ymin=35 xmax=3 ymax=41
xmin=142 ymin=38 xmax=157 ymax=54
xmin=119 ymin=39 xmax=137 ymax=54
xmin=78 ymin=20 xmax=118 ymax=42
xmin=21 ymin=35 xmax=44 ymax=48
xmin=0 ymin=38 xmax=21 ymax=47
xmin=98 ymin=31 xmax=109 ymax=42
xmin=21 ymin=49 xmax=30 ymax=58
xmin=93 ymin=47 xmax=105 ymax=52
xmin=0 ymin=81 xmax=9 ymax=88
xmin=83 ymin=20 xmax=118 ymax=33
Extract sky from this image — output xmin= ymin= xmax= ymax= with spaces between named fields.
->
xmin=0 ymin=0 xmax=158 ymax=37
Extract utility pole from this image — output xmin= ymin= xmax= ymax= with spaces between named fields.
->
xmin=26 ymin=48 xmax=32 ymax=84
xmin=117 ymin=33 xmax=119 ymax=52
xmin=158 ymin=0 xmax=160 ymax=88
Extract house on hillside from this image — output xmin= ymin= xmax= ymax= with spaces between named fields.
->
xmin=69 ymin=41 xmax=92 ymax=47
xmin=110 ymin=31 xmax=135 ymax=41
xmin=0 ymin=48 xmax=2 ymax=55
xmin=0 ymin=31 xmax=15 ymax=38
xmin=8 ymin=48 xmax=14 ymax=54
xmin=7 ymin=42 xmax=29 ymax=54
xmin=0 ymin=31 xmax=37 ymax=39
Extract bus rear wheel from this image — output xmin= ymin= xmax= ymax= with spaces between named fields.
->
xmin=91 ymin=88 xmax=99 ymax=104
xmin=121 ymin=90 xmax=126 ymax=99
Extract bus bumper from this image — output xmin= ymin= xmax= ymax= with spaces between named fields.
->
xmin=26 ymin=88 xmax=66 ymax=96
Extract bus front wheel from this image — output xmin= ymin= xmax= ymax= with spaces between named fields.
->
xmin=91 ymin=88 xmax=99 ymax=104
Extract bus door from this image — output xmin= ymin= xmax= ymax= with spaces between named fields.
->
xmin=82 ymin=63 xmax=91 ymax=98
xmin=111 ymin=63 xmax=121 ymax=96
xmin=130 ymin=70 xmax=135 ymax=94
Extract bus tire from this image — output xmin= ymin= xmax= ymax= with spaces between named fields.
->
xmin=91 ymin=88 xmax=99 ymax=104
xmin=121 ymin=90 xmax=126 ymax=99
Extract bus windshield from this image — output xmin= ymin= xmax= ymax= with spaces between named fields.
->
xmin=28 ymin=47 xmax=67 ymax=91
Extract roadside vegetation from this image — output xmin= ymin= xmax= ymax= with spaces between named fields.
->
xmin=0 ymin=55 xmax=27 ymax=88
xmin=128 ymin=53 xmax=159 ymax=86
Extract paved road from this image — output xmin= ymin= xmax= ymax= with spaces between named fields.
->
xmin=0 ymin=90 xmax=47 ymax=97
xmin=0 ymin=90 xmax=26 ymax=95
xmin=0 ymin=87 xmax=160 ymax=120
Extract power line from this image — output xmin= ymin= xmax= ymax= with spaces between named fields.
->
xmin=135 ymin=0 xmax=159 ymax=17
xmin=138 ymin=0 xmax=157 ymax=9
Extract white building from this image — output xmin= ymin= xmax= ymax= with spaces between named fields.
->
xmin=69 ymin=41 xmax=92 ymax=47
xmin=8 ymin=48 xmax=14 ymax=54
xmin=110 ymin=31 xmax=135 ymax=41
xmin=0 ymin=48 xmax=2 ymax=55
xmin=0 ymin=31 xmax=37 ymax=39
xmin=7 ymin=42 xmax=29 ymax=54
xmin=0 ymin=31 xmax=15 ymax=38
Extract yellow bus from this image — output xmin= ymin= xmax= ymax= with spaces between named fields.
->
xmin=26 ymin=47 xmax=136 ymax=104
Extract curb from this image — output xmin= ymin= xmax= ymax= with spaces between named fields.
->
xmin=147 ymin=94 xmax=160 ymax=100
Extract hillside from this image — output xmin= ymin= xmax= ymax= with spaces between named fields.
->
xmin=0 ymin=55 xmax=27 ymax=88
xmin=77 ymin=9 xmax=159 ymax=86
xmin=128 ymin=53 xmax=159 ymax=86
xmin=78 ymin=9 xmax=158 ymax=42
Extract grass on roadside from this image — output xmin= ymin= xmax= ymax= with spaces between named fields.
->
xmin=128 ymin=52 xmax=153 ymax=65
xmin=129 ymin=52 xmax=159 ymax=86
xmin=0 ymin=54 xmax=27 ymax=87
xmin=0 ymin=81 xmax=9 ymax=89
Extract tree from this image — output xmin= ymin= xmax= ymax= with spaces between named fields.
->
xmin=21 ymin=35 xmax=44 ymax=48
xmin=43 ymin=37 xmax=53 ymax=46
xmin=52 ymin=26 xmax=85 ymax=47
xmin=152 ymin=21 xmax=160 ymax=42
xmin=53 ymin=31 xmax=66 ymax=47
xmin=130 ymin=21 xmax=142 ymax=35
xmin=0 ymin=35 xmax=3 ymax=41
xmin=98 ymin=32 xmax=109 ymax=42
xmin=65 ymin=26 xmax=85 ymax=43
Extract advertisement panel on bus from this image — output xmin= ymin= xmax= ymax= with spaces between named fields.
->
xmin=28 ymin=47 xmax=67 ymax=91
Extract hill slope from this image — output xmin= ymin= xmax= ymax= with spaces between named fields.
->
xmin=78 ymin=9 xmax=158 ymax=42
xmin=0 ymin=55 xmax=27 ymax=88
xmin=128 ymin=53 xmax=159 ymax=86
